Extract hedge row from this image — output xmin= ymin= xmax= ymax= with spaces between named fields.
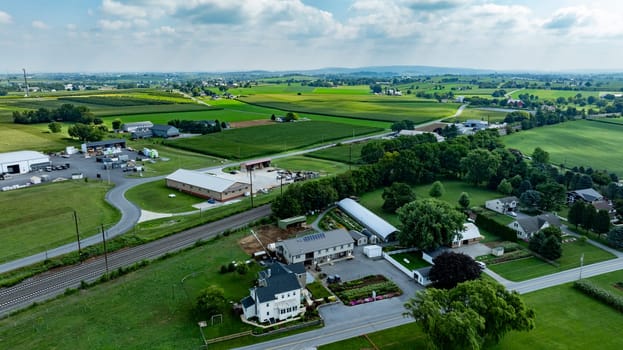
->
xmin=573 ymin=279 xmax=623 ymax=313
xmin=475 ymin=214 xmax=518 ymax=242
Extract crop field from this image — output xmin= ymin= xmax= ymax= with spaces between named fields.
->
xmin=504 ymin=120 xmax=623 ymax=175
xmin=509 ymin=89 xmax=601 ymax=100
xmin=239 ymin=94 xmax=460 ymax=123
xmin=305 ymin=142 xmax=367 ymax=164
xmin=311 ymin=86 xmax=371 ymax=95
xmin=165 ymin=121 xmax=383 ymax=160
xmin=0 ymin=181 xmax=119 ymax=263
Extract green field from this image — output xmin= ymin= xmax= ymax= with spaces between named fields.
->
xmin=0 ymin=181 xmax=120 ymax=263
xmin=305 ymin=142 xmax=367 ymax=164
xmin=489 ymin=240 xmax=616 ymax=281
xmin=0 ymin=232 xmax=262 ymax=349
xmin=165 ymin=121 xmax=383 ymax=160
xmin=0 ymin=123 xmax=76 ymax=152
xmin=359 ymin=180 xmax=502 ymax=226
xmin=240 ymin=94 xmax=460 ymax=123
xmin=322 ymin=271 xmax=623 ymax=350
xmin=509 ymin=89 xmax=601 ymax=100
xmin=504 ymin=120 xmax=623 ymax=175
xmin=272 ymin=156 xmax=351 ymax=176
xmin=444 ymin=107 xmax=509 ymax=123
xmin=390 ymin=252 xmax=430 ymax=270
xmin=124 ymin=180 xmax=205 ymax=213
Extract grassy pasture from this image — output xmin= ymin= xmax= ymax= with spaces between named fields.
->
xmin=272 ymin=156 xmax=351 ymax=176
xmin=164 ymin=121 xmax=383 ymax=160
xmin=0 ymin=181 xmax=119 ymax=263
xmin=0 ymin=232 xmax=262 ymax=350
xmin=0 ymin=123 xmax=75 ymax=153
xmin=444 ymin=107 xmax=509 ymax=123
xmin=504 ymin=120 xmax=623 ymax=175
xmin=124 ymin=180 xmax=206 ymax=213
xmin=509 ymin=89 xmax=601 ymax=100
xmin=488 ymin=240 xmax=616 ymax=282
xmin=305 ymin=142 xmax=367 ymax=164
xmin=312 ymin=86 xmax=371 ymax=95
xmin=239 ymin=94 xmax=460 ymax=123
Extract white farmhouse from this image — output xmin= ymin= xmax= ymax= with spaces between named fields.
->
xmin=240 ymin=262 xmax=305 ymax=324
xmin=485 ymin=196 xmax=519 ymax=214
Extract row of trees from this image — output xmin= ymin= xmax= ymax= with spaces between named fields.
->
xmin=13 ymin=104 xmax=94 ymax=124
xmin=167 ymin=119 xmax=224 ymax=134
xmin=568 ymin=201 xmax=612 ymax=234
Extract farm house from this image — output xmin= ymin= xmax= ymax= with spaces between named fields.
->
xmin=337 ymin=198 xmax=399 ymax=242
xmin=165 ymin=169 xmax=250 ymax=201
xmin=0 ymin=151 xmax=50 ymax=174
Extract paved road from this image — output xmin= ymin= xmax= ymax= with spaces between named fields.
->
xmin=0 ymin=205 xmax=270 ymax=317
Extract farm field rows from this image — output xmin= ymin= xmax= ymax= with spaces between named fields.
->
xmin=164 ymin=121 xmax=383 ymax=160
xmin=509 ymin=89 xmax=601 ymax=99
xmin=305 ymin=142 xmax=367 ymax=164
xmin=0 ymin=181 xmax=120 ymax=263
xmin=239 ymin=94 xmax=460 ymax=123
xmin=504 ymin=120 xmax=623 ymax=175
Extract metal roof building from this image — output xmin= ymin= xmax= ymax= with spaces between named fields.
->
xmin=275 ymin=228 xmax=354 ymax=265
xmin=0 ymin=151 xmax=50 ymax=174
xmin=337 ymin=198 xmax=399 ymax=242
xmin=165 ymin=169 xmax=250 ymax=201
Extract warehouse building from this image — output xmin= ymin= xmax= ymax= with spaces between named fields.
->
xmin=165 ymin=169 xmax=250 ymax=201
xmin=0 ymin=151 xmax=50 ymax=174
xmin=337 ymin=198 xmax=399 ymax=242
xmin=121 ymin=121 xmax=153 ymax=133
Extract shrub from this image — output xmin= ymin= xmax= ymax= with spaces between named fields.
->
xmin=574 ymin=279 xmax=623 ymax=313
xmin=475 ymin=214 xmax=518 ymax=242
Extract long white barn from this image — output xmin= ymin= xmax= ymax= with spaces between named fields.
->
xmin=337 ymin=198 xmax=399 ymax=242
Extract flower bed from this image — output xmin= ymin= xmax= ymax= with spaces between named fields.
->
xmin=328 ymin=274 xmax=402 ymax=305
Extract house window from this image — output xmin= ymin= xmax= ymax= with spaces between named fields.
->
xmin=287 ymin=293 xmax=290 ymax=297
xmin=267 ymin=312 xmax=269 ymax=316
xmin=266 ymin=303 xmax=269 ymax=307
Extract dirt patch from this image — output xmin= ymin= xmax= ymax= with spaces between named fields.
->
xmin=230 ymin=119 xmax=274 ymax=128
xmin=238 ymin=224 xmax=302 ymax=255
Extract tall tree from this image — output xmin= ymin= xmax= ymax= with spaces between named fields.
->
xmin=519 ymin=190 xmax=542 ymax=213
xmin=568 ymin=201 xmax=585 ymax=229
xmin=404 ymin=280 xmax=535 ymax=350
xmin=461 ymin=149 xmax=501 ymax=186
xmin=458 ymin=192 xmax=471 ymax=210
xmin=48 ymin=121 xmax=62 ymax=133
xmin=592 ymin=209 xmax=611 ymax=234
xmin=397 ymin=199 xmax=465 ymax=250
xmin=608 ymin=226 xmax=623 ymax=249
xmin=195 ymin=285 xmax=226 ymax=317
xmin=497 ymin=178 xmax=513 ymax=195
xmin=429 ymin=252 xmax=482 ymax=289
xmin=536 ymin=181 xmax=566 ymax=211
xmin=381 ymin=182 xmax=416 ymax=213
xmin=531 ymin=147 xmax=550 ymax=165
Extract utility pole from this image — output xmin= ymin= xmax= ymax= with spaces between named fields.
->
xmin=249 ymin=168 xmax=254 ymax=208
xmin=101 ymin=224 xmax=109 ymax=275
xmin=579 ymin=253 xmax=584 ymax=279
xmin=73 ymin=211 xmax=82 ymax=262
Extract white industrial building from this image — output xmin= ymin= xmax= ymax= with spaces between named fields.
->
xmin=337 ymin=198 xmax=399 ymax=242
xmin=121 ymin=121 xmax=153 ymax=133
xmin=0 ymin=151 xmax=50 ymax=174
xmin=165 ymin=169 xmax=250 ymax=201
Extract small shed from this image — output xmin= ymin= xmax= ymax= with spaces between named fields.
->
xmin=349 ymin=230 xmax=368 ymax=246
xmin=241 ymin=158 xmax=271 ymax=171
xmin=278 ymin=216 xmax=306 ymax=229
xmin=363 ymin=245 xmax=382 ymax=258
xmin=414 ymin=266 xmax=433 ymax=286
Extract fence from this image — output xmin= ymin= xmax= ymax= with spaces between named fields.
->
xmin=382 ymin=248 xmax=419 ymax=279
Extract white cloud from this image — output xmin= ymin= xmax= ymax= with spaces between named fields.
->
xmin=101 ymin=0 xmax=149 ymax=18
xmin=155 ymin=26 xmax=175 ymax=35
xmin=542 ymin=6 xmax=623 ymax=38
xmin=98 ymin=19 xmax=133 ymax=30
xmin=0 ymin=10 xmax=12 ymax=24
xmin=32 ymin=20 xmax=49 ymax=29
xmin=66 ymin=23 xmax=77 ymax=31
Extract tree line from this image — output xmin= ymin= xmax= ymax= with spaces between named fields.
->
xmin=13 ymin=104 xmax=95 ymax=124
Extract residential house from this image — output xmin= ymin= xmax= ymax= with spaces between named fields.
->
xmin=593 ymin=200 xmax=617 ymax=221
xmin=507 ymin=99 xmax=525 ymax=108
xmin=274 ymin=229 xmax=354 ymax=266
xmin=508 ymin=213 xmax=561 ymax=240
xmin=463 ymin=119 xmax=489 ymax=130
xmin=568 ymin=188 xmax=604 ymax=204
xmin=485 ymin=196 xmax=519 ymax=214
xmin=240 ymin=262 xmax=305 ymax=324
xmin=349 ymin=230 xmax=368 ymax=246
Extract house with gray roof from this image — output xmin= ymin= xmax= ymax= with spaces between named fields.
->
xmin=337 ymin=198 xmax=399 ymax=242
xmin=240 ymin=262 xmax=305 ymax=324
xmin=275 ymin=228 xmax=354 ymax=266
xmin=165 ymin=169 xmax=249 ymax=201
xmin=508 ymin=213 xmax=561 ymax=240
xmin=568 ymin=188 xmax=604 ymax=204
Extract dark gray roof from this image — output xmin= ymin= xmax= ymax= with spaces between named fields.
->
xmin=241 ymin=296 xmax=255 ymax=308
xmin=514 ymin=213 xmax=561 ymax=234
xmin=255 ymin=262 xmax=302 ymax=303
xmin=85 ymin=139 xmax=126 ymax=147
xmin=277 ymin=229 xmax=353 ymax=256
xmin=151 ymin=124 xmax=178 ymax=132
xmin=498 ymin=196 xmax=518 ymax=204
xmin=416 ymin=266 xmax=432 ymax=277
xmin=349 ymin=230 xmax=366 ymax=240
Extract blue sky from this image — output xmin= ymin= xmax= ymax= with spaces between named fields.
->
xmin=1 ymin=0 xmax=622 ymax=73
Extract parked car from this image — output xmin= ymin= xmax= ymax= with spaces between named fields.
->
xmin=476 ymin=261 xmax=487 ymax=270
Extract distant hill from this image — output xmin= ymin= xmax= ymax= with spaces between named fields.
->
xmin=281 ymin=65 xmax=496 ymax=76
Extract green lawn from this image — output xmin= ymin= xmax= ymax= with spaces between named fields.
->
xmin=305 ymin=142 xmax=367 ymax=164
xmin=359 ymin=180 xmax=502 ymax=227
xmin=504 ymin=120 xmax=623 ymax=175
xmin=0 ymin=181 xmax=120 ymax=263
xmin=272 ymin=156 xmax=351 ymax=176
xmin=390 ymin=252 xmax=430 ymax=270
xmin=0 ymin=232 xmax=261 ymax=350
xmin=124 ymin=180 xmax=206 ymax=213
xmin=444 ymin=107 xmax=509 ymax=123
xmin=165 ymin=121 xmax=382 ymax=160
xmin=0 ymin=122 xmax=76 ymax=153
xmin=322 ymin=271 xmax=623 ymax=350
xmin=488 ymin=240 xmax=616 ymax=281
xmin=508 ymin=89 xmax=601 ymax=100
